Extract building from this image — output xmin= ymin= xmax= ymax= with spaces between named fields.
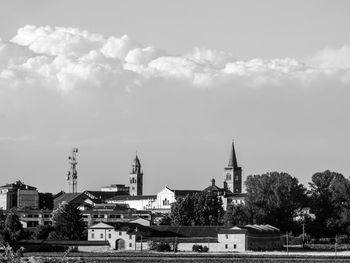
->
xmin=223 ymin=140 xmax=242 ymax=194
xmin=88 ymin=222 xmax=283 ymax=252
xmin=107 ymin=187 xmax=200 ymax=213
xmin=129 ymin=155 xmax=143 ymax=196
xmin=0 ymin=181 xmax=39 ymax=210
xmin=100 ymin=184 xmax=129 ymax=193
xmin=16 ymin=209 xmax=52 ymax=229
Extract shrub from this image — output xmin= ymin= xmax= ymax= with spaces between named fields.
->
xmin=148 ymin=241 xmax=171 ymax=252
xmin=192 ymin=244 xmax=209 ymax=252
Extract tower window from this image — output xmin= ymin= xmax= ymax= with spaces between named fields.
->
xmin=226 ymin=173 xmax=231 ymax=180
xmin=163 ymin=198 xmax=170 ymax=206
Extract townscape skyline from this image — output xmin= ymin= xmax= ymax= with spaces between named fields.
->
xmin=0 ymin=0 xmax=349 ymax=194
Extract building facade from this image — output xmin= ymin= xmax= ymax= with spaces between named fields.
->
xmin=0 ymin=181 xmax=39 ymax=210
xmin=88 ymin=222 xmax=283 ymax=252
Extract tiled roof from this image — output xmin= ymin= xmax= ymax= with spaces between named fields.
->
xmin=0 ymin=180 xmax=37 ymax=190
xmin=84 ymin=190 xmax=129 ymax=201
xmin=148 ymin=226 xmax=224 ymax=238
xmin=173 ymin=190 xmax=201 ymax=197
xmin=17 ymin=240 xmax=109 ymax=246
xmin=53 ymin=193 xmax=87 ymax=208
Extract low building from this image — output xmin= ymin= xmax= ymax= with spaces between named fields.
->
xmin=0 ymin=181 xmax=39 ymax=210
xmin=88 ymin=222 xmax=283 ymax=252
xmin=16 ymin=209 xmax=52 ymax=229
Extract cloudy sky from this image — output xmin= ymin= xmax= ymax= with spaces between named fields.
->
xmin=0 ymin=0 xmax=349 ymax=194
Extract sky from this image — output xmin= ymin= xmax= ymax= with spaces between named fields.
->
xmin=0 ymin=0 xmax=349 ymax=194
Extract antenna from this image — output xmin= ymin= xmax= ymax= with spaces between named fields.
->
xmin=67 ymin=148 xmax=78 ymax=193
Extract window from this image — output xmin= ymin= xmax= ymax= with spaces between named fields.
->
xmin=108 ymin=233 xmax=111 ymax=239
xmin=226 ymin=173 xmax=231 ymax=180
xmin=129 ymin=243 xmax=132 ymax=248
xmin=93 ymin=215 xmax=98 ymax=218
xmin=100 ymin=233 xmax=103 ymax=238
xmin=225 ymin=244 xmax=228 ymax=249
xmin=99 ymin=215 xmax=104 ymax=218
xmin=91 ymin=233 xmax=95 ymax=239
xmin=163 ymin=198 xmax=170 ymax=206
xmin=129 ymin=235 xmax=132 ymax=240
xmin=119 ymin=232 xmax=122 ymax=236
xmin=225 ymin=234 xmax=228 ymax=239
xmin=234 ymin=244 xmax=237 ymax=249
xmin=235 ymin=175 xmax=239 ymax=180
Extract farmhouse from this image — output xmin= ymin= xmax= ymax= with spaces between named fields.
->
xmin=88 ymin=222 xmax=283 ymax=252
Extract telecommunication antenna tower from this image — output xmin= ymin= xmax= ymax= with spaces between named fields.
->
xmin=66 ymin=148 xmax=78 ymax=193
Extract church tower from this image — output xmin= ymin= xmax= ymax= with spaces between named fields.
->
xmin=223 ymin=140 xmax=242 ymax=194
xmin=129 ymin=154 xmax=143 ymax=196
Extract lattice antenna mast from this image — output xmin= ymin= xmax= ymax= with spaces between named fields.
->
xmin=66 ymin=148 xmax=78 ymax=193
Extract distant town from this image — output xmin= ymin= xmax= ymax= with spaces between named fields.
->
xmin=0 ymin=140 xmax=349 ymax=254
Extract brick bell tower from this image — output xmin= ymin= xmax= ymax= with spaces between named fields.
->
xmin=129 ymin=154 xmax=143 ymax=196
xmin=223 ymin=140 xmax=242 ymax=194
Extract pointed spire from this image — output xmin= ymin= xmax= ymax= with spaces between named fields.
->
xmin=228 ymin=140 xmax=238 ymax=168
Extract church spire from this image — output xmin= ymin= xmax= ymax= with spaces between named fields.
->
xmin=228 ymin=140 xmax=238 ymax=168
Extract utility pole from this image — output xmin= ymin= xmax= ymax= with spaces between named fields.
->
xmin=66 ymin=148 xmax=78 ymax=193
xmin=286 ymin=232 xmax=289 ymax=255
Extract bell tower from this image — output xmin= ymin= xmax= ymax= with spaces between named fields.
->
xmin=223 ymin=140 xmax=242 ymax=194
xmin=129 ymin=154 xmax=143 ymax=196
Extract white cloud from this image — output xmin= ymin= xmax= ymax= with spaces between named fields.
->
xmin=1 ymin=25 xmax=350 ymax=92
xmin=308 ymin=45 xmax=350 ymax=68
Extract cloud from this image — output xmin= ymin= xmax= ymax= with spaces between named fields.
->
xmin=0 ymin=25 xmax=349 ymax=92
xmin=308 ymin=45 xmax=350 ymax=68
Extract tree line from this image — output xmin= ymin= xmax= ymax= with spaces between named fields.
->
xmin=0 ymin=203 xmax=85 ymax=244
xmin=169 ymin=170 xmax=350 ymax=238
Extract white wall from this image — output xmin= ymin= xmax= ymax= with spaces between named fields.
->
xmin=218 ymin=233 xmax=246 ymax=252
xmin=88 ymin=227 xmax=136 ymax=250
xmin=152 ymin=187 xmax=175 ymax=209
xmin=0 ymin=191 xmax=8 ymax=210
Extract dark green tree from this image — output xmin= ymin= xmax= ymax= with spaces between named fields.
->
xmin=33 ymin=224 xmax=55 ymax=240
xmin=224 ymin=203 xmax=251 ymax=226
xmin=170 ymin=194 xmax=195 ymax=225
xmin=170 ymin=192 xmax=224 ymax=226
xmin=3 ymin=212 xmax=24 ymax=243
xmin=193 ymin=192 xmax=224 ymax=225
xmin=309 ymin=170 xmax=350 ymax=236
xmin=38 ymin=192 xmax=54 ymax=210
xmin=50 ymin=203 xmax=86 ymax=240
xmin=245 ymin=172 xmax=307 ymax=231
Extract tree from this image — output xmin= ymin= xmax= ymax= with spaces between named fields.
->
xmin=170 ymin=194 xmax=195 ymax=225
xmin=38 ymin=193 xmax=54 ymax=210
xmin=50 ymin=203 xmax=85 ymax=240
xmin=170 ymin=192 xmax=224 ymax=226
xmin=193 ymin=192 xmax=224 ymax=225
xmin=245 ymin=172 xmax=307 ymax=231
xmin=309 ymin=170 xmax=350 ymax=236
xmin=33 ymin=224 xmax=55 ymax=240
xmin=3 ymin=212 xmax=24 ymax=243
xmin=224 ymin=203 xmax=251 ymax=226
